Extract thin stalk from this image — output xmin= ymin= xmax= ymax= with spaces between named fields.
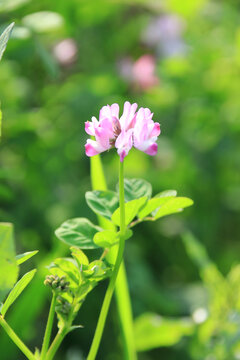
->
xmin=114 ymin=261 xmax=137 ymax=360
xmin=90 ymin=154 xmax=137 ymax=360
xmin=0 ymin=315 xmax=35 ymax=360
xmin=40 ymin=293 xmax=57 ymax=360
xmin=46 ymin=328 xmax=68 ymax=360
xmin=87 ymin=160 xmax=126 ymax=360
xmin=46 ymin=290 xmax=82 ymax=360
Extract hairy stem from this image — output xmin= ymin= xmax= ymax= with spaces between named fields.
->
xmin=0 ymin=315 xmax=35 ymax=360
xmin=40 ymin=293 xmax=57 ymax=360
xmin=87 ymin=160 xmax=126 ymax=360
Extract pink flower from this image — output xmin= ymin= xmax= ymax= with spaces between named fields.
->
xmin=53 ymin=38 xmax=77 ymax=66
xmin=118 ymin=55 xmax=159 ymax=91
xmin=132 ymin=55 xmax=159 ymax=90
xmin=85 ymin=101 xmax=160 ymax=161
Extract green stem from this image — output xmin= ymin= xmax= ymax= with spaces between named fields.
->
xmin=46 ymin=291 xmax=82 ymax=360
xmin=114 ymin=261 xmax=137 ymax=360
xmin=46 ymin=327 xmax=68 ymax=360
xmin=40 ymin=293 xmax=57 ymax=360
xmin=87 ymin=160 xmax=126 ymax=360
xmin=90 ymin=154 xmax=137 ymax=359
xmin=0 ymin=315 xmax=35 ymax=360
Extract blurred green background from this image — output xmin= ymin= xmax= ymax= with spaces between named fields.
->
xmin=1 ymin=0 xmax=240 ymax=359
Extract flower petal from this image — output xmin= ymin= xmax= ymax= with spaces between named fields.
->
xmin=115 ymin=129 xmax=133 ymax=161
xmin=144 ymin=143 xmax=158 ymax=156
xmin=85 ymin=139 xmax=106 ymax=157
xmin=85 ymin=121 xmax=95 ymax=136
xmin=150 ymin=122 xmax=161 ymax=137
xmin=110 ymin=103 xmax=119 ymax=119
xmin=120 ymin=101 xmax=138 ymax=130
xmin=99 ymin=103 xmax=119 ymax=122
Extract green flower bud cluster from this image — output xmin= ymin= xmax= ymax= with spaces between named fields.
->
xmin=56 ymin=296 xmax=71 ymax=316
xmin=44 ymin=275 xmax=70 ymax=292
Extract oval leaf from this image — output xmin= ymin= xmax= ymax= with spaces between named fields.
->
xmin=117 ymin=178 xmax=152 ymax=202
xmin=94 ymin=229 xmax=133 ymax=249
xmin=134 ymin=313 xmax=194 ymax=351
xmin=138 ymin=197 xmax=176 ymax=219
xmin=55 ymin=218 xmax=101 ymax=249
xmin=94 ymin=230 xmax=118 ymax=248
xmin=86 ymin=190 xmax=119 ymax=220
xmin=16 ymin=250 xmax=38 ymax=265
xmin=154 ymin=197 xmax=194 ymax=220
xmin=1 ymin=269 xmax=36 ymax=317
xmin=155 ymin=190 xmax=177 ymax=198
xmin=112 ymin=197 xmax=147 ymax=226
xmin=151 ymin=190 xmax=177 ymax=216
xmin=70 ymin=247 xmax=89 ymax=267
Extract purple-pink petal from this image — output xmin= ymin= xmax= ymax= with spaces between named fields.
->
xmin=84 ymin=101 xmax=160 ymax=160
xmin=85 ymin=142 xmax=99 ymax=157
xmin=150 ymin=122 xmax=161 ymax=137
xmin=144 ymin=143 xmax=158 ymax=156
xmin=85 ymin=121 xmax=95 ymax=136
xmin=119 ymin=149 xmax=126 ymax=162
xmin=120 ymin=101 xmax=138 ymax=131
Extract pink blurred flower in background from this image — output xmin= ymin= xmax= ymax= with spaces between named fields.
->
xmin=53 ymin=38 xmax=77 ymax=66
xmin=85 ymin=102 xmax=160 ymax=161
xmin=132 ymin=55 xmax=159 ymax=90
xmin=118 ymin=54 xmax=159 ymax=91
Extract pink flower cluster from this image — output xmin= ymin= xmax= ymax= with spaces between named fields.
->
xmin=85 ymin=102 xmax=161 ymax=162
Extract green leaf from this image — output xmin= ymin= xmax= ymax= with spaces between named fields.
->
xmin=0 ymin=223 xmax=19 ymax=302
xmin=84 ymin=260 xmax=111 ymax=280
xmin=93 ymin=228 xmax=133 ymax=248
xmin=118 ymin=178 xmax=152 ymax=202
xmin=121 ymin=228 xmax=133 ymax=241
xmin=48 ymin=258 xmax=81 ymax=287
xmin=0 ymin=22 xmax=14 ymax=61
xmin=55 ymin=218 xmax=101 ymax=249
xmin=1 ymin=269 xmax=36 ymax=317
xmin=182 ymin=232 xmax=210 ymax=270
xmin=68 ymin=325 xmax=83 ymax=333
xmin=134 ymin=313 xmax=194 ymax=351
xmin=155 ymin=190 xmax=177 ymax=198
xmin=181 ymin=232 xmax=224 ymax=288
xmin=16 ymin=250 xmax=38 ymax=265
xmin=112 ymin=197 xmax=148 ymax=226
xmin=138 ymin=196 xmax=176 ymax=219
xmin=154 ymin=197 xmax=194 ymax=220
xmin=86 ymin=190 xmax=119 ymax=220
xmin=22 ymin=11 xmax=64 ymax=33
xmin=151 ymin=190 xmax=177 ymax=216
xmin=70 ymin=247 xmax=89 ymax=267
xmin=34 ymin=348 xmax=41 ymax=358
xmin=77 ymin=282 xmax=96 ymax=301
xmin=93 ymin=230 xmax=119 ymax=248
